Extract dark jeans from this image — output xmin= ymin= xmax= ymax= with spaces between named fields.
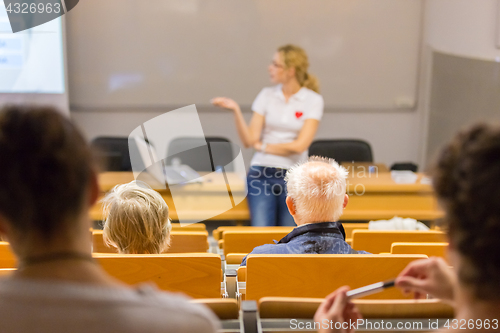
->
xmin=246 ymin=166 xmax=295 ymax=227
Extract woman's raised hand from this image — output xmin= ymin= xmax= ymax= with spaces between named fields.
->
xmin=211 ymin=97 xmax=240 ymax=112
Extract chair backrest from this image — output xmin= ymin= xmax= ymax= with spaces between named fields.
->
xmin=0 ymin=268 xmax=16 ymax=277
xmin=309 ymin=140 xmax=373 ymax=163
xmin=165 ymin=137 xmax=234 ymax=172
xmin=217 ymin=225 xmax=364 ymax=254
xmin=92 ymin=230 xmax=209 ymax=254
xmin=213 ymin=226 xmax=294 ymax=241
xmin=258 ymin=297 xmax=454 ymax=319
xmin=342 ymin=223 xmax=369 ymax=239
xmin=190 ymin=299 xmax=239 ymax=320
xmin=171 ymin=223 xmax=206 ymax=231
xmin=223 ymin=230 xmax=293 ymax=256
xmin=245 ymin=254 xmax=427 ymax=301
xmin=94 ymin=253 xmax=222 ymax=298
xmin=167 ymin=231 xmax=209 ymax=253
xmin=390 ymin=162 xmax=418 ymax=172
xmin=391 ymin=242 xmax=448 ymax=259
xmin=91 ymin=137 xmax=133 ymax=172
xmin=0 ymin=242 xmax=16 ymax=269
xmin=226 ymin=253 xmax=248 ymax=265
xmin=352 ymin=230 xmax=447 ymax=254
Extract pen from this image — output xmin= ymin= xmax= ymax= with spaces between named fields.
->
xmin=346 ymin=279 xmax=396 ymax=300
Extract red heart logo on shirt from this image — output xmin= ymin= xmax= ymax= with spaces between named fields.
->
xmin=295 ymin=111 xmax=303 ymax=119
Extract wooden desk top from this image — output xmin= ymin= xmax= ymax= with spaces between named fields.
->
xmin=98 ymin=171 xmax=433 ymax=194
xmin=346 ymin=172 xmax=433 ymax=193
xmin=341 ymin=162 xmax=389 ymax=173
xmin=98 ymin=171 xmax=246 ymax=193
xmin=92 ymin=170 xmax=442 ymax=222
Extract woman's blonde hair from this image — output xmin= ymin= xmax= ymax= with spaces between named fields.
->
xmin=278 ymin=44 xmax=320 ymax=93
xmin=102 ymin=181 xmax=172 ymax=254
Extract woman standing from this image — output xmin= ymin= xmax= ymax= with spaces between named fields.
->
xmin=212 ymin=44 xmax=324 ymax=226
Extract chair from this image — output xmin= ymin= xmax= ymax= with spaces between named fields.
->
xmin=351 ymin=230 xmax=447 ymax=254
xmin=0 ymin=242 xmax=16 ymax=269
xmin=213 ymin=226 xmax=294 ymax=241
xmin=167 ymin=231 xmax=209 ymax=253
xmin=342 ymin=223 xmax=369 ymax=238
xmin=391 ymin=162 xmax=418 ymax=172
xmin=309 ymin=140 xmax=373 ymax=163
xmin=190 ymin=299 xmax=239 ymax=320
xmin=391 ymin=242 xmax=448 ymax=260
xmin=93 ymin=253 xmax=222 ymax=298
xmin=166 ymin=137 xmax=234 ymax=172
xmin=243 ymin=254 xmax=427 ymax=301
xmin=90 ymin=137 xmax=134 ymax=171
xmin=258 ymin=297 xmax=454 ymax=319
xmin=170 ymin=222 xmax=206 ymax=231
xmin=226 ymin=253 xmax=247 ymax=266
xmin=92 ymin=230 xmax=209 ymax=254
xmin=223 ymin=229 xmax=293 ymax=256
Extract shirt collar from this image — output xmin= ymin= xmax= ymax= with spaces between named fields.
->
xmin=277 ymin=222 xmax=346 ymax=244
xmin=274 ymin=85 xmax=307 ymax=102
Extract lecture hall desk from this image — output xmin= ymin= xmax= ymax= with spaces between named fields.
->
xmin=90 ymin=168 xmax=444 ymax=223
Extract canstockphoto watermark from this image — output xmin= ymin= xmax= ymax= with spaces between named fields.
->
xmin=247 ymin=166 xmax=369 ymax=197
xmin=289 ymin=318 xmax=499 ymax=331
xmin=127 ymin=105 xmax=247 ymax=226
xmin=247 ymin=178 xmax=366 ymax=197
xmin=290 ymin=319 xmax=425 ymax=331
xmin=3 ymin=0 xmax=79 ymax=33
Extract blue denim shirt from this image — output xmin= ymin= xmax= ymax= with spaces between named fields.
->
xmin=240 ymin=222 xmax=370 ymax=266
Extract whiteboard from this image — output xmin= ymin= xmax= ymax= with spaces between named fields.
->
xmin=67 ymin=0 xmax=422 ymax=110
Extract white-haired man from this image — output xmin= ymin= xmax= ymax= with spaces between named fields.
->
xmin=241 ymin=156 xmax=369 ymax=266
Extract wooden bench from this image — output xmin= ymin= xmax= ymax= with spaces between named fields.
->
xmin=352 ymin=230 xmax=446 ymax=253
xmin=342 ymin=223 xmax=369 ymax=238
xmin=191 ymin=298 xmax=239 ymax=320
xmin=213 ymin=226 xmax=294 ymax=241
xmin=223 ymin=230 xmax=292 ymax=257
xmin=170 ymin=222 xmax=206 ymax=231
xmin=258 ymin=297 xmax=454 ymax=319
xmin=94 ymin=253 xmax=222 ymax=298
xmin=92 ymin=230 xmax=209 ymax=253
xmin=242 ymin=254 xmax=427 ymax=301
xmin=391 ymin=242 xmax=449 ymax=261
xmin=214 ymin=223 xmax=368 ymax=241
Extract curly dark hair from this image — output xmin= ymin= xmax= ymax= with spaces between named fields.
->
xmin=433 ymin=123 xmax=500 ymax=300
xmin=0 ymin=105 xmax=94 ymax=239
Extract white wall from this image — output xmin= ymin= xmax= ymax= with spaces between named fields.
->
xmin=71 ymin=0 xmax=431 ymax=171
xmin=66 ymin=0 xmax=500 ymax=172
xmin=425 ymin=0 xmax=500 ymax=60
xmin=417 ymin=0 xmax=500 ymax=164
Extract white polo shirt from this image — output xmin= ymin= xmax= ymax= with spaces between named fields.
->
xmin=250 ymin=85 xmax=324 ymax=169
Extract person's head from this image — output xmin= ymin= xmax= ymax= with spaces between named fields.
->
xmin=0 ymin=105 xmax=97 ymax=255
xmin=102 ymin=181 xmax=172 ymax=254
xmin=433 ymin=123 xmax=500 ymax=301
xmin=285 ymin=156 xmax=349 ymax=225
xmin=268 ymin=44 xmax=320 ymax=93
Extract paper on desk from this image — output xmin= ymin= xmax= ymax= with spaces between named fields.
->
xmin=369 ymin=216 xmax=430 ymax=231
xmin=391 ymin=170 xmax=418 ymax=184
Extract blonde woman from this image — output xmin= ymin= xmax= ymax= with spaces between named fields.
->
xmin=212 ymin=44 xmax=324 ymax=226
xmin=102 ymin=181 xmax=172 ymax=254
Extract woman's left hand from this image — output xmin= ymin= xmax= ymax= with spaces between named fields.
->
xmin=254 ymin=141 xmax=262 ymax=151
